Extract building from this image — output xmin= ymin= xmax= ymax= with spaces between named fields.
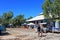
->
xmin=26 ymin=14 xmax=46 ymax=24
xmin=26 ymin=13 xmax=60 ymax=32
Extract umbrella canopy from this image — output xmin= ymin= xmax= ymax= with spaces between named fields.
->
xmin=39 ymin=22 xmax=47 ymax=25
xmin=22 ymin=23 xmax=27 ymax=26
xmin=27 ymin=23 xmax=35 ymax=26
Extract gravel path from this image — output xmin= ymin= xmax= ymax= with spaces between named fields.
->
xmin=0 ymin=28 xmax=60 ymax=40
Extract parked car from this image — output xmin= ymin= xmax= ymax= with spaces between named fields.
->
xmin=8 ymin=24 xmax=14 ymax=28
xmin=0 ymin=24 xmax=6 ymax=34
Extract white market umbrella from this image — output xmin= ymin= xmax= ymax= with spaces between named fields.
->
xmin=27 ymin=23 xmax=35 ymax=26
xmin=22 ymin=23 xmax=27 ymax=26
xmin=39 ymin=22 xmax=47 ymax=25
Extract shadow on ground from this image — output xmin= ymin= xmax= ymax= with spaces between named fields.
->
xmin=0 ymin=32 xmax=10 ymax=36
xmin=39 ymin=35 xmax=47 ymax=37
xmin=52 ymin=31 xmax=60 ymax=34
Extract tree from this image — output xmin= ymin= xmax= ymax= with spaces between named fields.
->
xmin=28 ymin=16 xmax=33 ymax=20
xmin=7 ymin=11 xmax=13 ymax=25
xmin=9 ymin=18 xmax=14 ymax=24
xmin=43 ymin=0 xmax=60 ymax=20
xmin=0 ymin=11 xmax=26 ymax=27
xmin=13 ymin=14 xmax=25 ymax=26
xmin=43 ymin=0 xmax=52 ymax=19
xmin=53 ymin=0 xmax=60 ymax=18
xmin=2 ymin=13 xmax=8 ymax=26
xmin=2 ymin=11 xmax=13 ymax=27
xmin=0 ymin=16 xmax=2 ymax=24
xmin=7 ymin=11 xmax=13 ymax=19
xmin=43 ymin=0 xmax=60 ymax=26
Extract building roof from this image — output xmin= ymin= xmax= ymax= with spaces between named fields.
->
xmin=26 ymin=15 xmax=44 ymax=22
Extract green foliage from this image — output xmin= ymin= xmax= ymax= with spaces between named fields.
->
xmin=28 ymin=16 xmax=33 ymax=20
xmin=42 ymin=0 xmax=52 ymax=19
xmin=13 ymin=14 xmax=25 ymax=26
xmin=7 ymin=11 xmax=13 ymax=19
xmin=0 ymin=11 xmax=33 ymax=27
xmin=0 ymin=16 xmax=2 ymax=24
xmin=43 ymin=0 xmax=60 ymax=19
xmin=1 ymin=11 xmax=13 ymax=26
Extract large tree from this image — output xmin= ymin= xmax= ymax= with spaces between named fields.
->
xmin=13 ymin=14 xmax=25 ymax=26
xmin=43 ymin=0 xmax=52 ymax=19
xmin=7 ymin=11 xmax=13 ymax=19
xmin=2 ymin=11 xmax=13 ymax=27
xmin=43 ymin=0 xmax=60 ymax=19
xmin=0 ymin=11 xmax=26 ymax=27
xmin=53 ymin=0 xmax=60 ymax=18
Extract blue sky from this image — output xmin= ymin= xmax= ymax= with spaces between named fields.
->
xmin=0 ymin=0 xmax=44 ymax=18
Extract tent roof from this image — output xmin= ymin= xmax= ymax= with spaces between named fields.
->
xmin=26 ymin=15 xmax=44 ymax=22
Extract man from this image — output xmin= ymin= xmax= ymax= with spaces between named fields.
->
xmin=37 ymin=24 xmax=43 ymax=37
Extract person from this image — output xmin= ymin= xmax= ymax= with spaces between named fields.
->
xmin=37 ymin=24 xmax=43 ymax=37
xmin=34 ymin=25 xmax=38 ymax=33
xmin=48 ymin=24 xmax=53 ymax=32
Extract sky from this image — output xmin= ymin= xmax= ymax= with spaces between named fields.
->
xmin=0 ymin=0 xmax=44 ymax=18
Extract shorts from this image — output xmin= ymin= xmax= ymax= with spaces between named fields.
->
xmin=37 ymin=29 xmax=43 ymax=33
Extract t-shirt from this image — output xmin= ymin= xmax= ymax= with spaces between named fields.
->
xmin=37 ymin=26 xmax=40 ymax=31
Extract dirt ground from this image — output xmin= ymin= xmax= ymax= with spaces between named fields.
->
xmin=0 ymin=28 xmax=60 ymax=40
